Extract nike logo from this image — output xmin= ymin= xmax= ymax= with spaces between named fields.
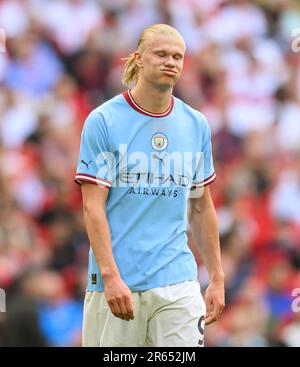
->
xmin=153 ymin=154 xmax=167 ymax=166
xmin=81 ymin=159 xmax=92 ymax=169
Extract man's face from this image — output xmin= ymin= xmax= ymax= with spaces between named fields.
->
xmin=135 ymin=34 xmax=185 ymax=91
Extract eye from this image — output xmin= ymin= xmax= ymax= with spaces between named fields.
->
xmin=157 ymin=52 xmax=165 ymax=57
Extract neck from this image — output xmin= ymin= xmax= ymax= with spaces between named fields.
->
xmin=130 ymin=82 xmax=173 ymax=114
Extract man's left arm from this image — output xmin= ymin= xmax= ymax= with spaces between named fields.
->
xmin=189 ymin=186 xmax=225 ymax=325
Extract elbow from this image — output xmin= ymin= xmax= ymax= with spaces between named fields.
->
xmin=188 ymin=208 xmax=199 ymax=224
xmin=82 ymin=201 xmax=98 ymax=219
xmin=189 ymin=201 xmax=215 ymax=223
xmin=82 ymin=201 xmax=91 ymax=216
xmin=82 ymin=201 xmax=106 ymax=224
xmin=189 ymin=203 xmax=204 ymax=218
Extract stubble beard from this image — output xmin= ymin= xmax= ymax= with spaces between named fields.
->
xmin=151 ymin=76 xmax=178 ymax=93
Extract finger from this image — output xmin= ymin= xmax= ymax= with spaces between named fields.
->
xmin=108 ymin=299 xmax=116 ymax=315
xmin=205 ymin=308 xmax=218 ymax=325
xmin=205 ymin=303 xmax=224 ymax=325
xmin=110 ymin=298 xmax=133 ymax=321
xmin=205 ymin=297 xmax=214 ymax=314
xmin=211 ymin=304 xmax=220 ymax=321
xmin=205 ymin=313 xmax=217 ymax=325
xmin=109 ymin=299 xmax=122 ymax=318
xmin=125 ymin=296 xmax=135 ymax=320
xmin=118 ymin=298 xmax=131 ymax=321
xmin=216 ymin=304 xmax=225 ymax=319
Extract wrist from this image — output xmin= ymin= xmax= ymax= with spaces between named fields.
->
xmin=101 ymin=269 xmax=120 ymax=283
xmin=210 ymin=273 xmax=225 ymax=283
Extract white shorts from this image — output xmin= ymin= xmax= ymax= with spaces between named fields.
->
xmin=82 ymin=280 xmax=206 ymax=347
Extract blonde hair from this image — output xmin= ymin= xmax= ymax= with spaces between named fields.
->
xmin=122 ymin=24 xmax=185 ymax=87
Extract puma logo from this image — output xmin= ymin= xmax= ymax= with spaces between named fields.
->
xmin=81 ymin=159 xmax=92 ymax=169
xmin=153 ymin=154 xmax=167 ymax=166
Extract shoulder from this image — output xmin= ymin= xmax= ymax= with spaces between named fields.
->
xmin=96 ymin=93 xmax=126 ymax=116
xmin=84 ymin=93 xmax=126 ymax=129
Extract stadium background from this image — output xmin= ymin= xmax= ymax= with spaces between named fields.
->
xmin=0 ymin=0 xmax=300 ymax=347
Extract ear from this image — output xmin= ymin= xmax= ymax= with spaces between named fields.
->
xmin=134 ymin=50 xmax=143 ymax=68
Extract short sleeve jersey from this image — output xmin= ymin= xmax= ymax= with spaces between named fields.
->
xmin=75 ymin=90 xmax=216 ymax=292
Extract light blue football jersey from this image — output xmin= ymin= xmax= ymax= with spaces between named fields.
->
xmin=75 ymin=90 xmax=216 ymax=292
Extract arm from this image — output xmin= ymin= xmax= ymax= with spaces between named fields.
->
xmin=189 ymin=186 xmax=225 ymax=325
xmin=81 ymin=182 xmax=134 ymax=321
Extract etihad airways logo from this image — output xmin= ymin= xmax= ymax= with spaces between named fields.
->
xmin=119 ymin=172 xmax=190 ymax=186
xmin=120 ymin=172 xmax=190 ymax=197
xmin=95 ymin=144 xmax=206 ymax=198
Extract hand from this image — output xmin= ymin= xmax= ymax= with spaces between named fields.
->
xmin=204 ymin=280 xmax=225 ymax=325
xmin=103 ymin=276 xmax=135 ymax=321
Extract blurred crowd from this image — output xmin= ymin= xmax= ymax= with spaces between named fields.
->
xmin=0 ymin=0 xmax=300 ymax=347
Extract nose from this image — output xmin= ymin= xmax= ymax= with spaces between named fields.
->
xmin=164 ymin=56 xmax=175 ymax=68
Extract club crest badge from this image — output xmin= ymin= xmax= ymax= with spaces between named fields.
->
xmin=151 ymin=133 xmax=168 ymax=151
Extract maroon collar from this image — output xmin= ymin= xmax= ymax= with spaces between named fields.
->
xmin=123 ymin=90 xmax=174 ymax=118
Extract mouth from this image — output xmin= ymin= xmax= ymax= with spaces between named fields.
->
xmin=161 ymin=69 xmax=177 ymax=76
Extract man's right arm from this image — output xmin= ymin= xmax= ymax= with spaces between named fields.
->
xmin=81 ymin=182 xmax=135 ymax=321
